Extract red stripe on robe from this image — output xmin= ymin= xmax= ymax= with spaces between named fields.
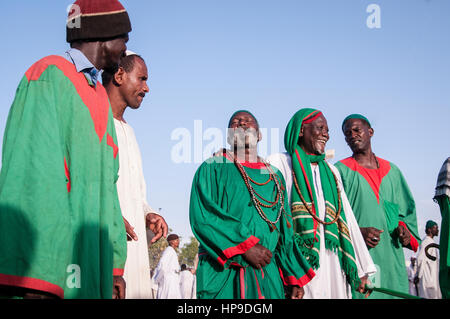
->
xmin=25 ymin=55 xmax=110 ymax=144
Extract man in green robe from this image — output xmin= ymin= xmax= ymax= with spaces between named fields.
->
xmin=0 ymin=0 xmax=132 ymax=299
xmin=189 ymin=110 xmax=315 ymax=299
xmin=434 ymin=157 xmax=450 ymax=298
xmin=335 ymin=114 xmax=421 ymax=299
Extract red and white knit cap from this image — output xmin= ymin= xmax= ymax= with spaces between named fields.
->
xmin=66 ymin=0 xmax=132 ymax=43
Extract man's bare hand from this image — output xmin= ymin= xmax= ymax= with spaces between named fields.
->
xmin=112 ymin=276 xmax=126 ymax=299
xmin=396 ymin=224 xmax=411 ymax=247
xmin=360 ymin=227 xmax=383 ymax=248
xmin=146 ymin=213 xmax=168 ymax=244
xmin=291 ymin=286 xmax=304 ymax=299
xmin=242 ymin=243 xmax=272 ymax=269
xmin=123 ymin=217 xmax=138 ymax=241
xmin=357 ymin=275 xmax=372 ymax=298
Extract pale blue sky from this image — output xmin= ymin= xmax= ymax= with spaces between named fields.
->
xmin=0 ymin=0 xmax=449 ymax=252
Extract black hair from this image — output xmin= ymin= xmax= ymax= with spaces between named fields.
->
xmin=101 ymin=54 xmax=145 ymax=86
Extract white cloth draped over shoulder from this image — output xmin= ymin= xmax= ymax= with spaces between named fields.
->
xmin=266 ymin=152 xmax=377 ymax=299
xmin=115 ymin=119 xmax=156 ymax=299
xmin=153 ymin=246 xmax=181 ymax=299
xmin=416 ymin=236 xmax=442 ymax=299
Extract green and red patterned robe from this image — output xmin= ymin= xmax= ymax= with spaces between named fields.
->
xmin=189 ymin=153 xmax=315 ymax=299
xmin=336 ymin=157 xmax=420 ymax=299
xmin=0 ymin=55 xmax=127 ymax=299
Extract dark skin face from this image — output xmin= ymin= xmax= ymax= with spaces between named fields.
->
xmin=228 ymin=112 xmax=262 ymax=147
xmin=100 ymin=35 xmax=129 ymax=69
xmin=71 ymin=34 xmax=129 ymax=70
xmin=115 ymin=57 xmax=149 ymax=109
xmin=343 ymin=118 xmax=374 ymax=155
xmin=427 ymin=225 xmax=439 ymax=237
xmin=226 ymin=112 xmax=262 ymax=162
xmin=298 ymin=114 xmax=329 ymax=155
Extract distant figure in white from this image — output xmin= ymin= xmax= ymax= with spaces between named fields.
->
xmin=407 ymin=256 xmax=418 ymax=296
xmin=179 ymin=264 xmax=196 ymax=299
xmin=416 ymin=220 xmax=442 ymax=299
xmin=154 ymin=234 xmax=182 ymax=299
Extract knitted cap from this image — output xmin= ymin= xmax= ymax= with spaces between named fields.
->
xmin=66 ymin=0 xmax=132 ymax=43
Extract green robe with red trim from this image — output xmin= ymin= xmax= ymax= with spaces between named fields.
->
xmin=189 ymin=155 xmax=314 ymax=299
xmin=336 ymin=157 xmax=420 ymax=299
xmin=0 ymin=55 xmax=127 ymax=299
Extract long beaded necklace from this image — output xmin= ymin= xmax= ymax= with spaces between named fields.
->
xmin=228 ymin=151 xmax=285 ymax=232
xmin=292 ymin=165 xmax=342 ymax=226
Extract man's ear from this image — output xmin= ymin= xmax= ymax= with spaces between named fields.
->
xmin=113 ymin=67 xmax=126 ymax=86
xmin=299 ymin=125 xmax=304 ymax=138
xmin=257 ymin=129 xmax=262 ymax=142
xmin=368 ymin=127 xmax=374 ymax=138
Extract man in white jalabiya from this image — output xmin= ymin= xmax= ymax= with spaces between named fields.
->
xmin=416 ymin=220 xmax=442 ymax=299
xmin=102 ymin=52 xmax=168 ymax=299
xmin=407 ymin=256 xmax=419 ymax=296
xmin=154 ymin=234 xmax=182 ymax=299
xmin=266 ymin=108 xmax=376 ymax=299
xmin=179 ymin=264 xmax=195 ymax=299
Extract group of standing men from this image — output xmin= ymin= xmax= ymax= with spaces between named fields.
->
xmin=189 ymin=109 xmax=446 ymax=299
xmin=0 ymin=0 xmax=447 ymax=300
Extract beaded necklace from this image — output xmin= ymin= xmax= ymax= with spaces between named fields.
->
xmin=292 ymin=166 xmax=342 ymax=226
xmin=228 ymin=151 xmax=286 ymax=232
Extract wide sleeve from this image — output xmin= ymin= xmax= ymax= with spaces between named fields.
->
xmin=331 ymin=165 xmax=377 ymax=279
xmin=189 ymin=160 xmax=259 ymax=268
xmin=393 ymin=165 xmax=421 ymax=252
xmin=111 ymin=168 xmax=127 ymax=276
xmin=0 ymin=73 xmax=71 ymax=298
xmin=275 ymin=192 xmax=315 ymax=287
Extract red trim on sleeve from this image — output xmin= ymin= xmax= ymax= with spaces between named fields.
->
xmin=398 ymin=221 xmax=419 ymax=252
xmin=222 ymin=236 xmax=260 ymax=260
xmin=113 ymin=269 xmax=124 ymax=276
xmin=279 ymin=267 xmax=316 ymax=287
xmin=0 ymin=273 xmax=64 ymax=299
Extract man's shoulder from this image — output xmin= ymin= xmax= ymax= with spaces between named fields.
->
xmin=25 ymin=55 xmax=74 ymax=81
xmin=335 ymin=157 xmax=355 ymax=171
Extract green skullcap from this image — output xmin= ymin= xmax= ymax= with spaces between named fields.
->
xmin=425 ymin=220 xmax=438 ymax=230
xmin=228 ymin=110 xmax=259 ymax=128
xmin=342 ymin=114 xmax=371 ymax=132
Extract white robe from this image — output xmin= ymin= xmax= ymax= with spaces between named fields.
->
xmin=115 ymin=119 xmax=156 ymax=299
xmin=416 ymin=236 xmax=442 ymax=299
xmin=407 ymin=263 xmax=418 ymax=296
xmin=153 ymin=246 xmax=181 ymax=299
xmin=266 ymin=152 xmax=377 ymax=299
xmin=179 ymin=270 xmax=195 ymax=299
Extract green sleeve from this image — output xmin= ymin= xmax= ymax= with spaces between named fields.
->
xmin=0 ymin=73 xmax=71 ymax=298
xmin=110 ymin=129 xmax=127 ymax=275
xmin=392 ymin=164 xmax=421 ymax=245
xmin=189 ymin=160 xmax=259 ymax=268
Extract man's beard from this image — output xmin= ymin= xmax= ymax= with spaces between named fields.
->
xmin=227 ymin=127 xmax=259 ymax=150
